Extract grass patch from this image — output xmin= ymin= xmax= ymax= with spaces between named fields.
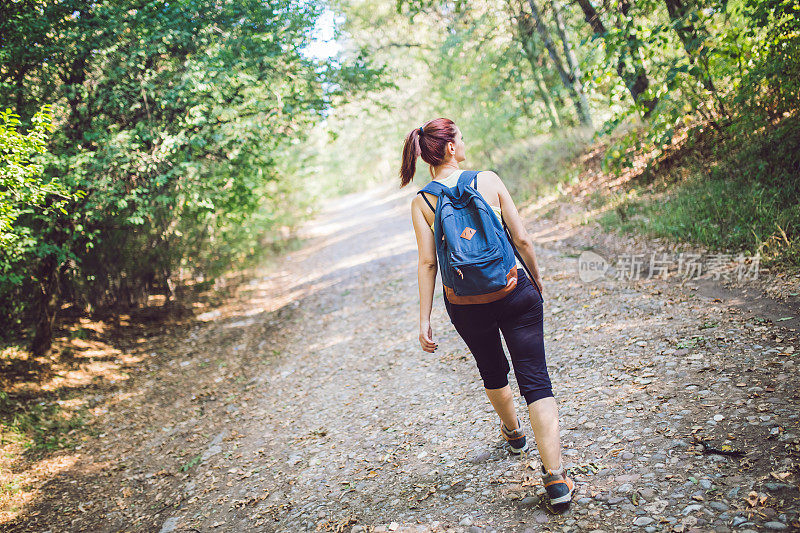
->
xmin=0 ymin=391 xmax=87 ymax=457
xmin=180 ymin=454 xmax=202 ymax=472
xmin=596 ymin=116 xmax=800 ymax=270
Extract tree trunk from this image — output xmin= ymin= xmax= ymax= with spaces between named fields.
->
xmin=662 ymin=0 xmax=716 ymax=93
xmin=520 ymin=34 xmax=562 ymax=129
xmin=574 ymin=0 xmax=658 ymax=117
xmin=30 ymin=255 xmax=61 ymax=356
xmin=617 ymin=0 xmax=659 ymax=116
xmin=525 ymin=0 xmax=592 ymax=126
xmin=510 ymin=0 xmax=562 ymax=130
xmin=533 ymin=66 xmax=562 ymax=130
xmin=549 ymin=0 xmax=591 ymax=122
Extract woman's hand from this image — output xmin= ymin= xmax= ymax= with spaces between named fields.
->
xmin=419 ymin=321 xmax=438 ymax=353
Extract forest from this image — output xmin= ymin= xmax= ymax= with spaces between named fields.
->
xmin=2 ymin=0 xmax=798 ymax=357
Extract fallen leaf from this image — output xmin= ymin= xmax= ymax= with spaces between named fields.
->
xmin=417 ymin=486 xmax=435 ymax=501
xmin=771 ymin=471 xmax=791 ymax=480
xmin=746 ymin=491 xmax=758 ymax=507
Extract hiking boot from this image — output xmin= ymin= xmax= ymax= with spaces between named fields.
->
xmin=500 ymin=418 xmax=528 ymax=454
xmin=541 ymin=462 xmax=574 ymax=508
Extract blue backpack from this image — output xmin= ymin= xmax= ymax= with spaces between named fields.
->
xmin=418 ymin=170 xmax=530 ymax=304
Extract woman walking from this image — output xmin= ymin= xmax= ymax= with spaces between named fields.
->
xmin=400 ymin=117 xmax=574 ymax=510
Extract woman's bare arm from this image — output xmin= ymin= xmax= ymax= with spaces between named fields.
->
xmin=488 ymin=172 xmax=545 ymax=296
xmin=411 ymin=196 xmax=439 ymax=352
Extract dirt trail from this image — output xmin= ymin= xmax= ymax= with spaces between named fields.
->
xmin=9 ymin=184 xmax=800 ymax=533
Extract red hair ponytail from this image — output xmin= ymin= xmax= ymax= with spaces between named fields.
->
xmin=399 ymin=118 xmax=458 ymax=188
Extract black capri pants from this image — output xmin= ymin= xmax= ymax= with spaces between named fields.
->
xmin=443 ymin=269 xmax=554 ymax=405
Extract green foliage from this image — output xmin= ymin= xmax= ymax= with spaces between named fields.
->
xmin=598 ymin=116 xmax=800 ymax=268
xmin=593 ymin=0 xmax=800 ymax=171
xmin=0 ymin=0 xmax=384 ymax=341
xmin=726 ymin=0 xmax=800 ymax=142
xmin=589 ymin=0 xmax=800 ymax=268
xmin=0 ymin=107 xmax=60 ymax=235
xmin=0 ymin=105 xmax=85 ymax=323
xmin=180 ymin=454 xmax=202 ymax=472
xmin=0 ymin=106 xmax=77 ymax=250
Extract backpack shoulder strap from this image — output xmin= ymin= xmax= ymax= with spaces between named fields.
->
xmin=417 ymin=181 xmax=450 ymax=214
xmin=420 ymin=180 xmax=449 ymax=195
xmin=457 ymin=170 xmax=479 ymax=191
xmin=417 ymin=181 xmax=448 ymax=215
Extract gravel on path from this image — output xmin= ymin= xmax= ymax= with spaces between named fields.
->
xmin=9 ymin=184 xmax=799 ymax=533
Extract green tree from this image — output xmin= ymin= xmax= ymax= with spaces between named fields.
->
xmin=0 ymin=105 xmax=84 ymax=354
xmin=1 ymin=0 xmax=384 ymax=354
xmin=574 ymin=0 xmax=658 ymax=117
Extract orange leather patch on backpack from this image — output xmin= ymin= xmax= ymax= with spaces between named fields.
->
xmin=460 ymin=227 xmax=476 ymax=240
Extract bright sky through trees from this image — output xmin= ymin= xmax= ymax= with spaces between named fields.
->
xmin=302 ymin=8 xmax=343 ymax=61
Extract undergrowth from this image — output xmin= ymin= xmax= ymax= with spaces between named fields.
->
xmin=0 ymin=391 xmax=88 ymax=458
xmin=596 ymin=114 xmax=800 ymax=269
xmin=492 ymin=127 xmax=596 ymax=204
